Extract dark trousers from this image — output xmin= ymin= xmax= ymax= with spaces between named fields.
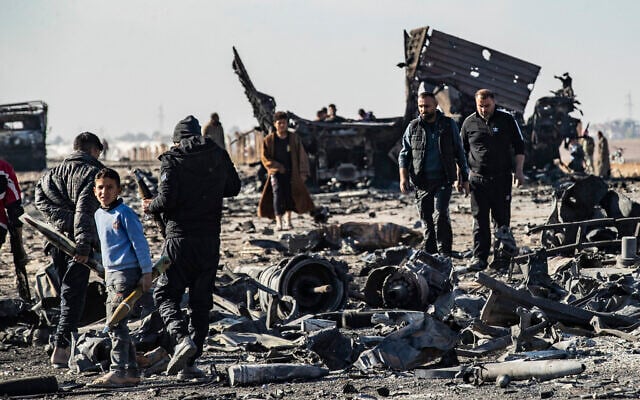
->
xmin=469 ymin=173 xmax=512 ymax=262
xmin=415 ymin=179 xmax=453 ymax=254
xmin=52 ymin=248 xmax=90 ymax=348
xmin=154 ymin=236 xmax=219 ymax=366
xmin=270 ymin=173 xmax=294 ymax=216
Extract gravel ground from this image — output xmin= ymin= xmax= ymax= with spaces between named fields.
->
xmin=2 ymin=162 xmax=640 ymax=399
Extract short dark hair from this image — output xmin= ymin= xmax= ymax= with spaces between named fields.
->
xmin=95 ymin=167 xmax=121 ymax=187
xmin=211 ymin=112 xmax=219 ymax=120
xmin=273 ymin=111 xmax=288 ymax=121
xmin=73 ymin=132 xmax=103 ymax=153
xmin=418 ymin=92 xmax=437 ymax=101
xmin=475 ymin=89 xmax=495 ymax=100
xmin=328 ymin=104 xmax=336 ymax=110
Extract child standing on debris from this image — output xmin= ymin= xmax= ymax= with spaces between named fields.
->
xmin=90 ymin=168 xmax=153 ymax=387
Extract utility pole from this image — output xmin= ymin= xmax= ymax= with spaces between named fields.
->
xmin=625 ymin=92 xmax=633 ymax=120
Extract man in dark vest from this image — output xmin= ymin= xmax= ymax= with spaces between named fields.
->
xmin=399 ymin=92 xmax=469 ymax=256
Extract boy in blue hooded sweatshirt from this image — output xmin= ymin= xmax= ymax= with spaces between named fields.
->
xmin=90 ymin=168 xmax=152 ymax=387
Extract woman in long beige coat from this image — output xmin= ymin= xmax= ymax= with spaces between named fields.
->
xmin=257 ymin=111 xmax=314 ymax=229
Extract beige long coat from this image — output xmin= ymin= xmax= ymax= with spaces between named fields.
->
xmin=257 ymin=131 xmax=314 ymax=219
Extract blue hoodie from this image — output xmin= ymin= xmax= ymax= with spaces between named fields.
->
xmin=94 ymin=199 xmax=153 ymax=273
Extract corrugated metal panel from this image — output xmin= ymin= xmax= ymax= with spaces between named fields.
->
xmin=417 ymin=29 xmax=540 ymax=113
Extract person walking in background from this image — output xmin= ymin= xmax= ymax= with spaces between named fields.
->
xmin=202 ymin=112 xmax=226 ymax=150
xmin=90 ymin=168 xmax=152 ymax=387
xmin=258 ymin=111 xmax=314 ymax=230
xmin=398 ymin=92 xmax=469 ymax=256
xmin=595 ymin=130 xmax=610 ymax=178
xmin=460 ymin=89 xmax=525 ymax=271
xmin=35 ymin=132 xmax=104 ymax=368
xmin=143 ymin=115 xmax=240 ymax=379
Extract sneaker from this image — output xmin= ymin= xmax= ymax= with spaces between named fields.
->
xmin=177 ymin=365 xmax=206 ymax=380
xmin=166 ymin=337 xmax=197 ymax=376
xmin=467 ymin=258 xmax=488 ymax=272
xmin=50 ymin=345 xmax=70 ymax=368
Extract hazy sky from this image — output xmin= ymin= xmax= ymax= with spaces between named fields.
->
xmin=1 ymin=0 xmax=638 ymax=140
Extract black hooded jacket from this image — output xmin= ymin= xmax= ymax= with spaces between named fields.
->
xmin=35 ymin=151 xmax=104 ymax=256
xmin=148 ymin=136 xmax=241 ymax=238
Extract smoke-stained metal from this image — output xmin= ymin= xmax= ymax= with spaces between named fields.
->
xmin=415 ymin=29 xmax=540 ymax=114
xmin=232 ymin=47 xmax=276 ymax=135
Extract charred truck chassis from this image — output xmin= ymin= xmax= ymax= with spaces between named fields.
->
xmin=0 ymin=101 xmax=47 ymax=171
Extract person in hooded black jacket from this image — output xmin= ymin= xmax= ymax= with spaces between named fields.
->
xmin=143 ymin=115 xmax=240 ymax=379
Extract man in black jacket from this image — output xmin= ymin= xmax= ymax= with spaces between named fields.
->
xmin=398 ymin=92 xmax=469 ymax=255
xmin=143 ymin=115 xmax=241 ymax=379
xmin=461 ymin=89 xmax=525 ymax=271
xmin=35 ymin=132 xmax=104 ymax=368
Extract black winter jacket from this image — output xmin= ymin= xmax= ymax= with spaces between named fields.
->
xmin=148 ymin=136 xmax=241 ymax=238
xmin=35 ymin=151 xmax=104 ymax=256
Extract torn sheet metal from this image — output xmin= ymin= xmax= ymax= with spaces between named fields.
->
xmin=415 ymin=28 xmax=540 ymax=114
xmin=208 ymin=332 xmax=302 ymax=352
xmin=355 ymin=314 xmax=457 ymax=371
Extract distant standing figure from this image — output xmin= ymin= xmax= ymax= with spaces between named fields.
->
xmin=567 ymin=138 xmax=585 ymax=173
xmin=258 ymin=111 xmax=314 ymax=230
xmin=101 ymin=139 xmax=109 ymax=160
xmin=595 ymin=130 xmax=610 ymax=178
xmin=358 ymin=108 xmax=376 ymax=121
xmin=325 ymin=104 xmax=345 ymax=122
xmin=202 ymin=113 xmax=226 ymax=150
xmin=581 ymin=130 xmax=595 ymax=173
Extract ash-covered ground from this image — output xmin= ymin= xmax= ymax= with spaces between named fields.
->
xmin=2 ymin=162 xmax=640 ymax=400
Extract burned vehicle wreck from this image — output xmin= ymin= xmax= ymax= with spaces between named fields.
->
xmin=232 ymin=47 xmax=405 ymax=186
xmin=233 ymin=26 xmax=579 ymax=183
xmin=0 ymin=101 xmax=47 ymax=171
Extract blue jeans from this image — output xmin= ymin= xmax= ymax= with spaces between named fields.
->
xmin=415 ymin=179 xmax=453 ymax=254
xmin=106 ymin=268 xmax=140 ymax=373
